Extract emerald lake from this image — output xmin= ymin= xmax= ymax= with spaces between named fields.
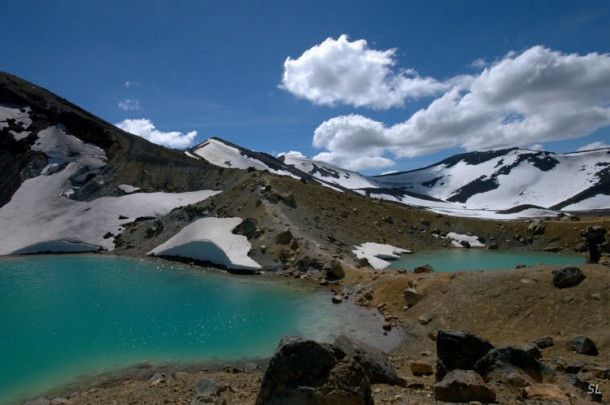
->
xmin=0 ymin=255 xmax=400 ymax=404
xmin=386 ymin=249 xmax=585 ymax=271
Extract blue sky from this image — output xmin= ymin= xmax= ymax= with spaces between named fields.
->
xmin=1 ymin=0 xmax=609 ymax=173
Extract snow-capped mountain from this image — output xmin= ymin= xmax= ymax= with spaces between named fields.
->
xmin=190 ymin=138 xmax=610 ymax=218
xmin=374 ymin=148 xmax=610 ymax=212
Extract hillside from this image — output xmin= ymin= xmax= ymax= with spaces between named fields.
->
xmin=1 ymin=71 xmax=608 ymax=272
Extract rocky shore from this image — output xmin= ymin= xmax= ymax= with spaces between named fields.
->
xmin=22 ymin=261 xmax=610 ymax=405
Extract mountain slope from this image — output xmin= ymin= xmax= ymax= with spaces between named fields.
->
xmin=375 ymin=148 xmax=610 ymax=212
xmin=190 ymin=138 xmax=610 ymax=217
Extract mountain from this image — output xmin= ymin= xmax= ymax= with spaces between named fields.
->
xmin=190 ymin=138 xmax=610 ymax=218
xmin=1 ymin=71 xmax=605 ymax=272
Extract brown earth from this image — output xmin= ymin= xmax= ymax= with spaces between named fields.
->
xmin=31 ymin=261 xmax=610 ymax=405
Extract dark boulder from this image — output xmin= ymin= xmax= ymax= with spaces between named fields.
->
xmin=552 ymin=267 xmax=586 ymax=289
xmin=433 ymin=370 xmax=496 ymax=403
xmin=533 ymin=336 xmax=554 ymax=349
xmin=474 ymin=346 xmax=550 ymax=383
xmin=519 ymin=342 xmax=542 ymax=359
xmin=334 ymin=335 xmax=401 ymax=385
xmin=436 ymin=330 xmax=494 ymax=380
xmin=255 ymin=336 xmax=373 ymax=405
xmin=570 ymin=336 xmax=599 ymax=356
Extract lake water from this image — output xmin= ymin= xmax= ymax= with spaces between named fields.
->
xmin=386 ymin=249 xmax=585 ymax=271
xmin=0 ymin=255 xmax=400 ymax=404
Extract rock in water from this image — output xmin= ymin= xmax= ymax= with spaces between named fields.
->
xmin=255 ymin=336 xmax=373 ymax=405
xmin=433 ymin=370 xmax=496 ymax=403
xmin=436 ymin=330 xmax=494 ymax=380
xmin=334 ymin=335 xmax=400 ymax=385
xmin=552 ymin=267 xmax=586 ymax=289
xmin=570 ymin=336 xmax=599 ymax=356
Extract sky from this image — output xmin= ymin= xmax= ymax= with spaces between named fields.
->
xmin=1 ymin=0 xmax=610 ymax=174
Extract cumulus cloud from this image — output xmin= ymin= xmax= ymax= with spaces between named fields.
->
xmin=116 ymin=118 xmax=197 ymax=149
xmin=309 ymin=46 xmax=610 ymax=170
xmin=577 ymin=141 xmax=610 ymax=151
xmin=277 ymin=150 xmax=306 ymax=158
xmin=281 ymin=35 xmax=447 ymax=109
xmin=118 ymin=99 xmax=141 ymax=111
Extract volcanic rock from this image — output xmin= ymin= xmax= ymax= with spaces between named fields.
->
xmin=436 ymin=330 xmax=494 ymax=380
xmin=433 ymin=370 xmax=496 ymax=403
xmin=552 ymin=267 xmax=586 ymax=289
xmin=570 ymin=336 xmax=599 ymax=356
xmin=255 ymin=336 xmax=372 ymax=405
xmin=334 ymin=335 xmax=401 ymax=385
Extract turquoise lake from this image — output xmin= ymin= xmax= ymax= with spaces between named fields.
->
xmin=0 ymin=255 xmax=399 ymax=404
xmin=386 ymin=249 xmax=585 ymax=271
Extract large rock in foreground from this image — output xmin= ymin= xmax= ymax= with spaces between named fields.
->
xmin=433 ymin=369 xmax=496 ymax=403
xmin=255 ymin=336 xmax=373 ymax=405
xmin=436 ymin=330 xmax=494 ymax=380
xmin=334 ymin=335 xmax=400 ymax=385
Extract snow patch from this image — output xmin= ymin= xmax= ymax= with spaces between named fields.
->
xmin=445 ymin=232 xmax=485 ymax=248
xmin=0 ymin=104 xmax=32 ymax=131
xmin=118 ymin=184 xmax=141 ymax=194
xmin=148 ymin=217 xmax=261 ymax=271
xmin=353 ymin=242 xmax=411 ymax=270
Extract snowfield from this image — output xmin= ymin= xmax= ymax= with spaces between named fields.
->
xmin=148 ymin=217 xmax=261 ymax=271
xmin=352 ymin=242 xmax=412 ymax=270
xmin=0 ymin=125 xmax=221 ymax=255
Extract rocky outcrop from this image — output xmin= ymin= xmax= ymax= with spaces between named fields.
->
xmin=255 ymin=336 xmax=373 ymax=405
xmin=552 ymin=267 xmax=586 ymax=289
xmin=436 ymin=330 xmax=494 ymax=380
xmin=334 ymin=335 xmax=401 ymax=386
xmin=433 ymin=369 xmax=496 ymax=403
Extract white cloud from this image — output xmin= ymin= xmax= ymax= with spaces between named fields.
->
xmin=277 ymin=150 xmax=306 ymax=158
xmin=116 ymin=118 xmax=197 ymax=149
xmin=309 ymin=46 xmax=610 ymax=170
xmin=281 ymin=35 xmax=447 ymax=109
xmin=124 ymin=81 xmax=140 ymax=89
xmin=470 ymin=58 xmax=488 ymax=69
xmin=577 ymin=141 xmax=610 ymax=151
xmin=118 ymin=99 xmax=141 ymax=111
